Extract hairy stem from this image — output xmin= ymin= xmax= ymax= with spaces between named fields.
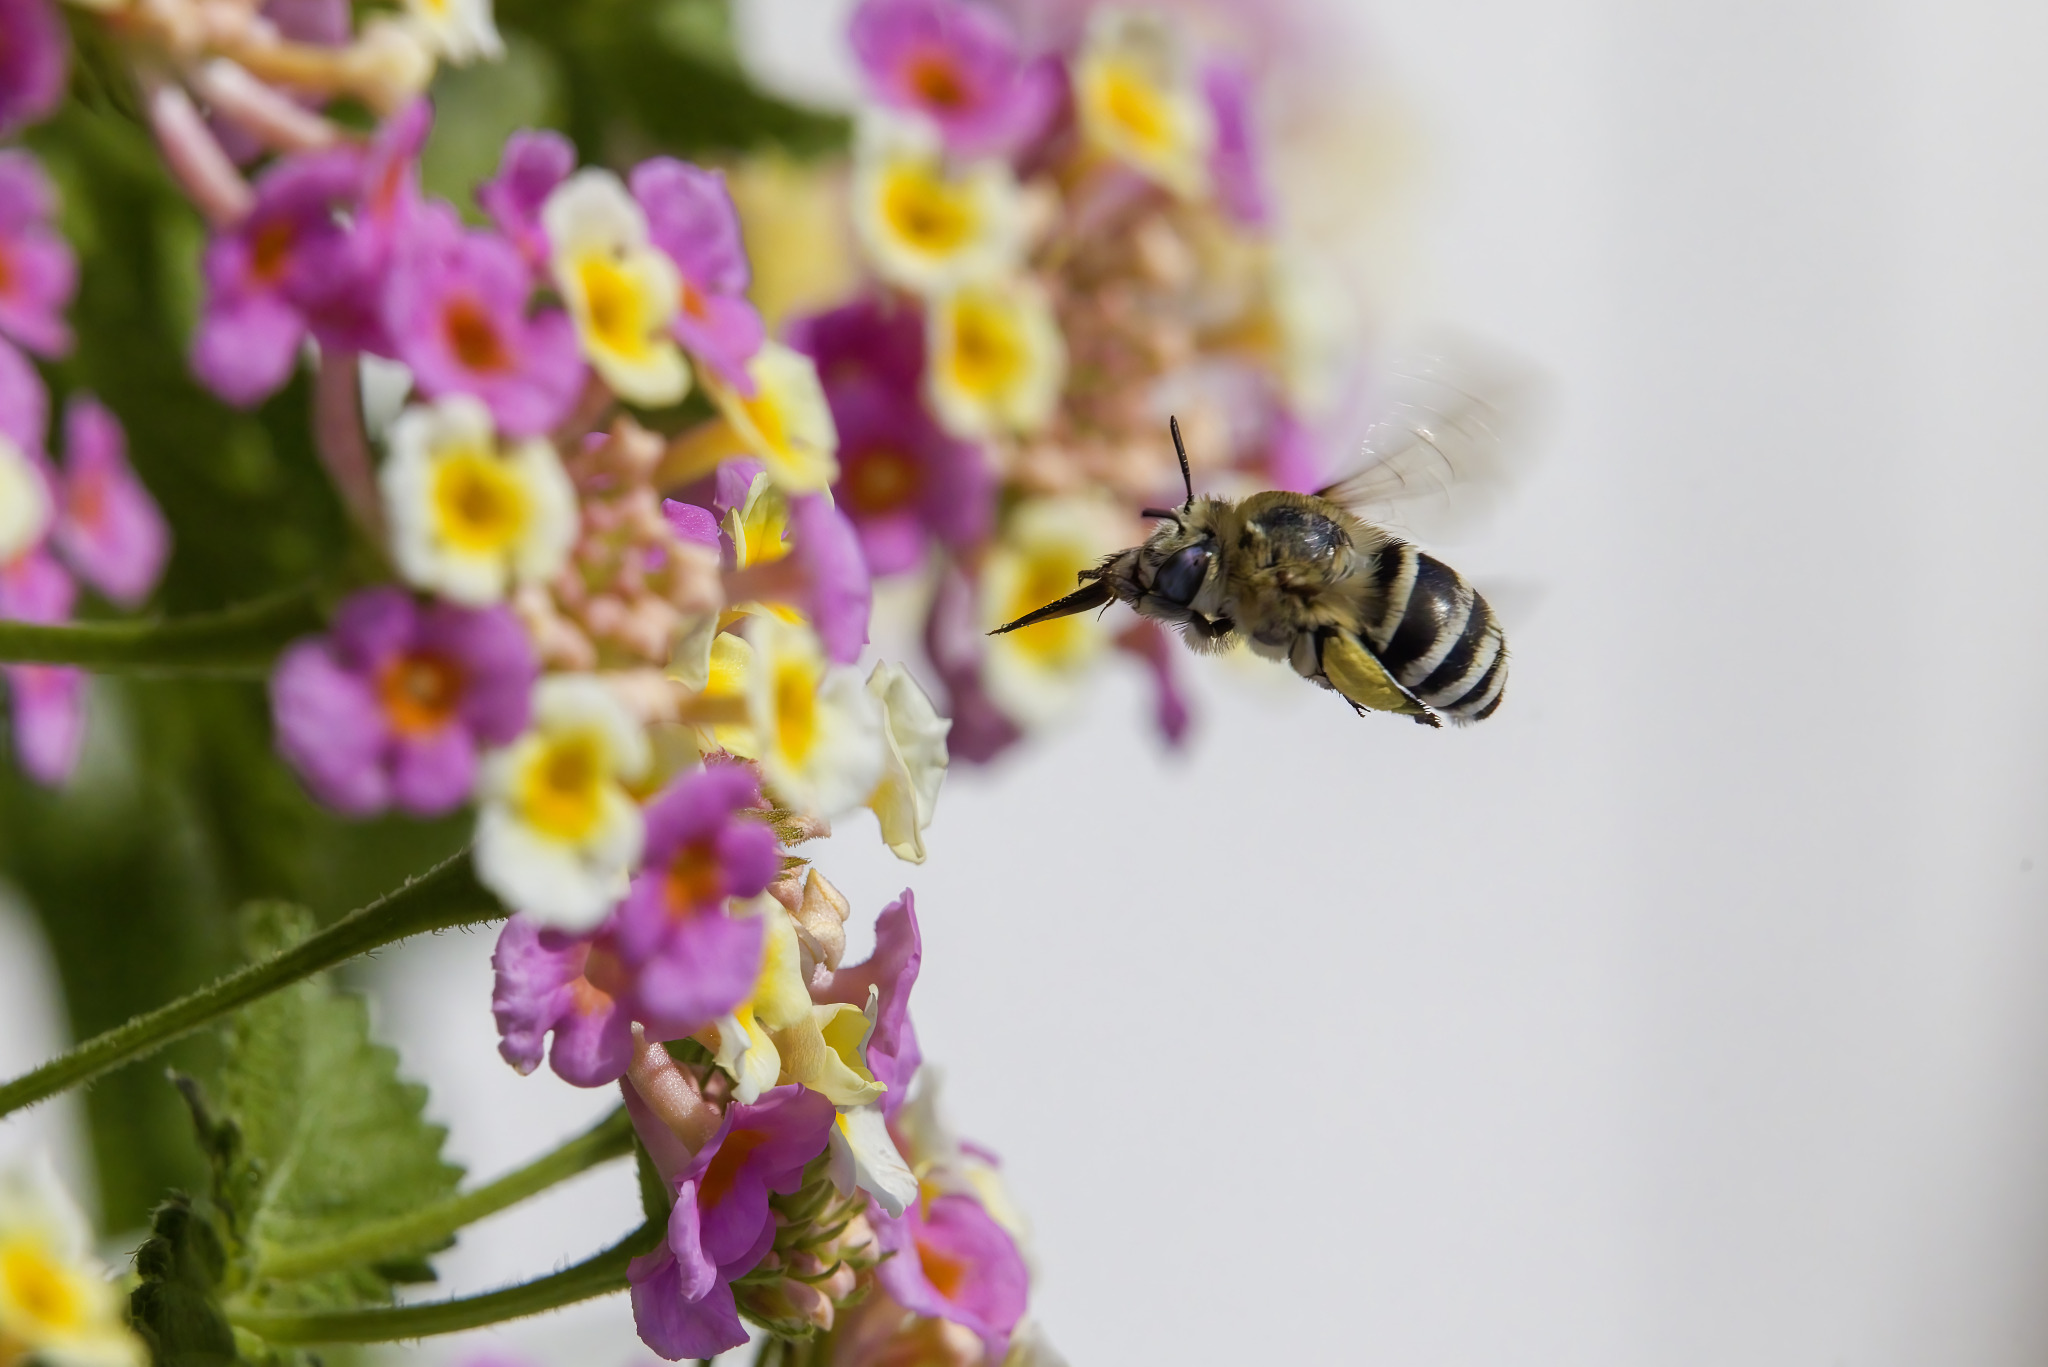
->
xmin=255 ymin=1107 xmax=637 ymax=1282
xmin=228 ymin=1226 xmax=649 ymax=1344
xmin=0 ymin=587 xmax=323 ymax=675
xmin=0 ymin=853 xmax=499 ymax=1118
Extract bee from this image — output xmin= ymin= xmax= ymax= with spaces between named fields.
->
xmin=990 ymin=380 xmax=1518 ymax=727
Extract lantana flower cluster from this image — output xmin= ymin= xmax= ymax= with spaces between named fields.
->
xmin=784 ymin=0 xmax=1331 ymax=761
xmin=159 ymin=53 xmax=1048 ymax=1355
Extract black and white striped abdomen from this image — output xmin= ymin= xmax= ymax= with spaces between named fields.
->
xmin=1360 ymin=543 xmax=1508 ymax=723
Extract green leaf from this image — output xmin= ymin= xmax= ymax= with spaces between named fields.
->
xmin=216 ymin=903 xmax=465 ymax=1314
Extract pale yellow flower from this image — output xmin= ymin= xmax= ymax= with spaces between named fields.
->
xmin=380 ymin=395 xmax=578 ymax=606
xmin=853 ymin=119 xmax=1025 ymax=295
xmin=705 ymin=902 xmax=886 ymax=1108
xmin=925 ymin=278 xmax=1065 ymax=439
xmin=401 ymin=0 xmax=503 ymax=63
xmin=0 ymin=1155 xmax=144 ymax=1367
xmin=543 ymin=170 xmax=690 ymax=407
xmin=475 ymin=675 xmax=650 ymax=930
xmin=704 ymin=343 xmax=840 ymax=495
xmin=1074 ymin=9 xmax=1214 ymax=198
xmin=742 ymin=615 xmax=884 ymax=818
xmin=865 ymin=662 xmax=949 ymax=864
xmin=0 ymin=437 xmax=51 ymax=564
xmin=980 ymin=498 xmax=1124 ymax=725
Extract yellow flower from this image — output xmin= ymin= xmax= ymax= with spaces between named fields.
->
xmin=925 ymin=278 xmax=1065 ymax=439
xmin=543 ymin=169 xmax=690 ymax=407
xmin=0 ymin=437 xmax=51 ymax=564
xmin=0 ymin=1155 xmax=144 ymax=1367
xmin=705 ymin=902 xmax=886 ymax=1108
xmin=476 ymin=675 xmax=650 ymax=930
xmin=981 ymin=498 xmax=1124 ymax=725
xmin=742 ymin=615 xmax=884 ymax=817
xmin=853 ymin=120 xmax=1025 ymax=295
xmin=865 ymin=662 xmax=949 ymax=864
xmin=1075 ymin=10 xmax=1214 ymax=198
xmin=380 ymin=395 xmax=579 ymax=606
xmin=706 ymin=343 xmax=841 ymax=495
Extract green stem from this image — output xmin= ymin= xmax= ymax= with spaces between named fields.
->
xmin=0 ymin=586 xmax=324 ymax=675
xmin=0 ymin=852 xmax=500 ymax=1118
xmin=255 ymin=1107 xmax=636 ymax=1282
xmin=229 ymin=1226 xmax=649 ymax=1344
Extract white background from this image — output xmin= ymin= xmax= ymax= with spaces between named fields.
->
xmin=11 ymin=1 xmax=2048 ymax=1363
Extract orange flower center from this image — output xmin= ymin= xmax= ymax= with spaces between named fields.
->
xmin=445 ymin=297 xmax=512 ymax=373
xmin=698 ymin=1129 xmax=771 ymax=1209
xmin=250 ymin=219 xmax=297 ymax=283
xmin=906 ymin=52 xmax=969 ymax=110
xmin=663 ymin=838 xmax=723 ymax=917
xmin=679 ymin=279 xmax=711 ymax=322
xmin=845 ymin=448 xmax=918 ymax=516
xmin=915 ymin=1237 xmax=968 ymax=1300
xmin=377 ymin=650 xmax=464 ymax=735
xmin=579 ymin=941 xmax=629 ymax=1003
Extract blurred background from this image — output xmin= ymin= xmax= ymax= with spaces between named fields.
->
xmin=11 ymin=0 xmax=2048 ymax=1363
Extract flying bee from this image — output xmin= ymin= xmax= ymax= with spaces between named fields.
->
xmin=990 ymin=374 xmax=1521 ymax=726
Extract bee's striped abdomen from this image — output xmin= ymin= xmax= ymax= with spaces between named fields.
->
xmin=1361 ymin=543 xmax=1508 ymax=723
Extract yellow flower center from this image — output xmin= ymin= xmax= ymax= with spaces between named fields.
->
xmin=879 ymin=162 xmax=978 ymax=257
xmin=516 ymin=731 xmax=609 ymax=842
xmin=575 ymin=251 xmax=654 ymax=360
xmin=1004 ymin=546 xmax=1092 ymax=665
xmin=739 ymin=386 xmax=792 ymax=460
xmin=1096 ymin=61 xmax=1177 ymax=154
xmin=430 ymin=448 xmax=530 ymax=554
xmin=773 ymin=657 xmax=821 ymax=767
xmin=0 ymin=1240 xmax=87 ymax=1337
xmin=941 ymin=294 xmax=1027 ymax=399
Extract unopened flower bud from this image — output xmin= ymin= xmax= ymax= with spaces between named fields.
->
xmin=793 ymin=867 xmax=850 ymax=975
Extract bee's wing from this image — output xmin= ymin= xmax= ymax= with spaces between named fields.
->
xmin=1316 ymin=343 xmax=1541 ymax=543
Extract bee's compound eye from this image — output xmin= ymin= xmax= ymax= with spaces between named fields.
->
xmin=1154 ymin=544 xmax=1211 ymax=605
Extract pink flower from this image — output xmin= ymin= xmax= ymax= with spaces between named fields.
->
xmin=384 ymin=203 xmax=586 ymax=437
xmin=0 ymin=335 xmax=48 ymax=456
xmin=628 ymin=1086 xmax=836 ymax=1361
xmin=0 ymin=151 xmax=75 ymax=358
xmin=51 ymin=398 xmax=169 ymax=608
xmin=491 ymin=916 xmax=636 ymax=1087
xmin=478 ymin=130 xmax=574 ymax=268
xmin=609 ymin=764 xmax=777 ymax=1039
xmin=0 ymin=549 xmax=83 ymax=786
xmin=191 ymin=146 xmax=372 ymax=405
xmin=630 ymin=158 xmax=765 ymax=392
xmin=922 ymin=561 xmax=1020 ymax=764
xmin=849 ymin=0 xmax=1059 ymax=157
xmin=269 ymin=587 xmax=537 ymax=816
xmin=872 ymin=1191 xmax=1029 ymax=1361
xmin=0 ymin=0 xmax=66 ymax=138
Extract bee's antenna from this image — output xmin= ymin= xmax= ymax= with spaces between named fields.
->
xmin=1169 ymin=415 xmax=1194 ymax=507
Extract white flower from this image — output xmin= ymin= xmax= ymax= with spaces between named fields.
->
xmin=543 ymin=170 xmax=689 ymax=407
xmin=925 ymin=278 xmax=1065 ymax=439
xmin=0 ymin=437 xmax=51 ymax=564
xmin=1074 ymin=9 xmax=1214 ymax=198
xmin=980 ymin=498 xmax=1124 ymax=726
xmin=828 ymin=1104 xmax=918 ymax=1218
xmin=380 ymin=395 xmax=577 ymax=606
xmin=0 ymin=1154 xmax=145 ymax=1367
xmin=475 ymin=675 xmax=650 ymax=930
xmin=853 ymin=118 xmax=1025 ymax=295
xmin=865 ymin=662 xmax=949 ymax=864
xmin=742 ymin=615 xmax=884 ymax=817
xmin=402 ymin=0 xmax=504 ymax=64
xmin=708 ymin=1007 xmax=782 ymax=1106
